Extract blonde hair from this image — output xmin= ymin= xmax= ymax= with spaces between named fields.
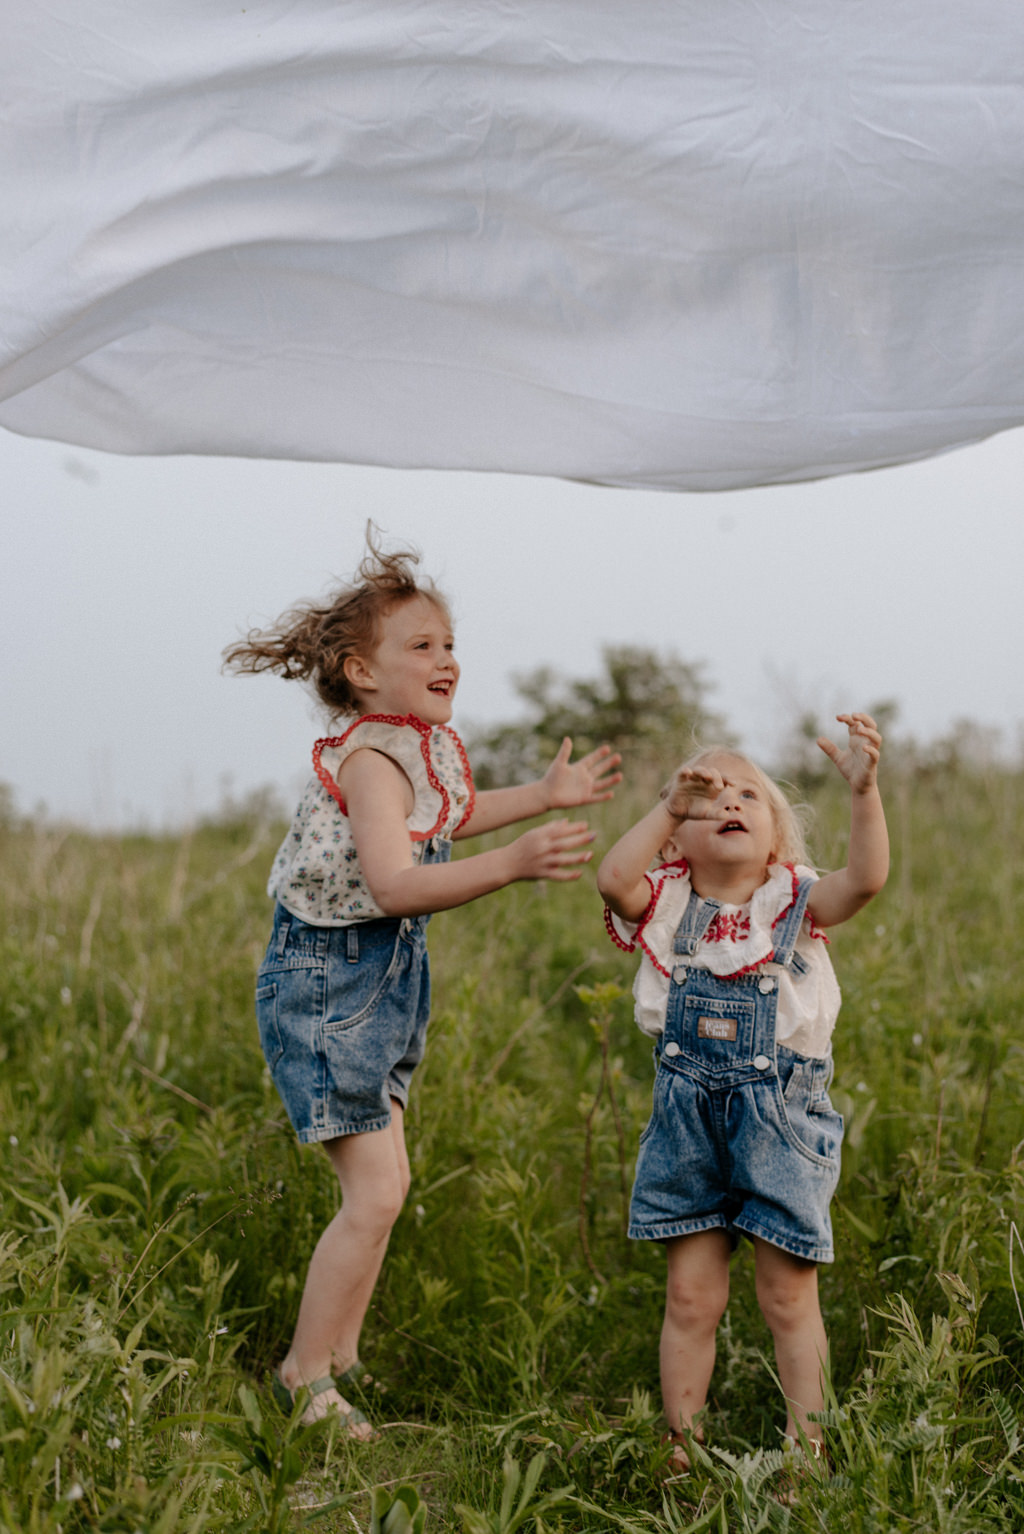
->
xmin=663 ymin=747 xmax=810 ymax=867
xmin=223 ymin=527 xmax=450 ymax=717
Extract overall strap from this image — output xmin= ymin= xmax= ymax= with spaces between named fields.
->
xmin=671 ymin=889 xmax=722 ymax=955
xmin=770 ymin=877 xmax=815 ymax=968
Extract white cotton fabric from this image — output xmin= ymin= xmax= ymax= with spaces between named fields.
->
xmin=3 ymin=1 xmax=1024 ymax=490
xmin=608 ymin=863 xmax=842 ymax=1058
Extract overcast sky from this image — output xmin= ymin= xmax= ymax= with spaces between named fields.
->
xmin=3 ymin=423 xmax=1022 ymax=828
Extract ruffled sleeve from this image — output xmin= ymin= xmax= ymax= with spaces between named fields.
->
xmin=313 ymin=714 xmax=474 ymax=841
xmin=603 ymin=860 xmax=693 ymax=978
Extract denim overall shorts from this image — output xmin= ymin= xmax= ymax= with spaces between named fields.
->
xmin=255 ymin=836 xmax=451 ymax=1143
xmin=628 ymin=878 xmax=842 ymax=1264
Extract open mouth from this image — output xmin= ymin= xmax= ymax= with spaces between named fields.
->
xmin=718 ymin=820 xmax=746 ymax=835
xmin=428 ymin=681 xmax=453 ymax=696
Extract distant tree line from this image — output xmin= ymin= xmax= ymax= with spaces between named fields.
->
xmin=465 ymin=645 xmax=729 ymax=790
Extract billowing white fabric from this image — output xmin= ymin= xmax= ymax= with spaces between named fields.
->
xmin=2 ymin=1 xmax=1024 ymax=490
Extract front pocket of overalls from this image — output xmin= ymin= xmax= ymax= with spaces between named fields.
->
xmin=680 ymin=994 xmax=756 ymax=1067
xmin=321 ymin=920 xmax=406 ymax=1034
xmin=777 ymin=1048 xmax=843 ymax=1165
xmin=255 ymin=981 xmax=284 ymax=1069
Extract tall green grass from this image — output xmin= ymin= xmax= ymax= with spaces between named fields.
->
xmin=1 ymin=757 xmax=1022 ymax=1530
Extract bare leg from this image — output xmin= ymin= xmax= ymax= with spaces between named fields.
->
xmin=660 ymin=1229 xmax=732 ymax=1449
xmin=277 ymin=1102 xmax=410 ymax=1430
xmin=752 ymin=1237 xmax=827 ymax=1446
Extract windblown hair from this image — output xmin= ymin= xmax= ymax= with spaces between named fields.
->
xmin=663 ymin=747 xmax=811 ymax=867
xmin=223 ymin=529 xmax=450 ymax=718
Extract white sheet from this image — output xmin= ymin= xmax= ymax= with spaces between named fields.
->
xmin=2 ymin=1 xmax=1023 ymax=490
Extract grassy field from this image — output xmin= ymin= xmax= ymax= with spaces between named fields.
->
xmin=1 ymin=753 xmax=1022 ymax=1532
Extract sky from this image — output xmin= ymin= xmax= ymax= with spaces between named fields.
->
xmin=3 ymin=422 xmax=1023 ymax=829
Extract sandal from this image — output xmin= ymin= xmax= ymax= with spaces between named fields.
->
xmin=337 ymin=1359 xmax=375 ymax=1392
xmin=270 ymin=1369 xmax=374 ymax=1437
xmin=661 ymin=1427 xmax=705 ymax=1478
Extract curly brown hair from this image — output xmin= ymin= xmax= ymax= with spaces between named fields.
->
xmin=223 ymin=527 xmax=450 ymax=717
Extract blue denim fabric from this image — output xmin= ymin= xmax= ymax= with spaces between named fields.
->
xmin=255 ymin=837 xmax=450 ymax=1142
xmin=628 ymin=878 xmax=843 ymax=1263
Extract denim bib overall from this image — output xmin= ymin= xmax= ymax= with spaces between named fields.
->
xmin=628 ymin=877 xmax=842 ymax=1263
xmin=256 ymin=835 xmax=451 ymax=1144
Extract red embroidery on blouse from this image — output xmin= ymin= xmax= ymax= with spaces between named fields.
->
xmin=769 ymin=863 xmax=801 ymax=929
xmin=720 ymin=952 xmax=773 ymax=979
xmin=706 ymin=910 xmax=751 ymax=943
xmin=769 ymin=862 xmax=829 ymax=943
xmin=604 ymin=858 xmax=826 ymax=981
xmin=312 ymin=714 xmax=475 ymax=841
xmin=603 ymin=904 xmax=637 ymax=953
xmin=632 ymin=860 xmax=688 ymax=979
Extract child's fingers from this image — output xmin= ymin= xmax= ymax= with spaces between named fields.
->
xmin=581 ymin=743 xmax=620 ymax=768
xmin=836 ymin=711 xmax=882 ymax=740
xmin=550 ymin=820 xmax=596 ymax=848
xmin=816 ymin=735 xmax=840 ymax=764
xmin=589 ymin=770 xmax=624 ymax=801
xmin=681 ymin=769 xmax=724 ymax=796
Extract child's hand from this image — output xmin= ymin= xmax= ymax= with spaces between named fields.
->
xmin=511 ymin=818 xmax=596 ymax=881
xmin=817 ymin=713 xmax=882 ymax=793
xmin=542 ymin=738 xmax=623 ymax=809
xmin=663 ymin=765 xmax=728 ymax=823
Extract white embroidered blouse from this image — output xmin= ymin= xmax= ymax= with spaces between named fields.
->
xmin=268 ymin=714 xmax=475 ymax=926
xmin=605 ymin=860 xmax=841 ymax=1059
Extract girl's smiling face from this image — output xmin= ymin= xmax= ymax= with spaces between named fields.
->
xmin=664 ymin=753 xmax=779 ymax=877
xmin=344 ymin=593 xmax=459 ymax=722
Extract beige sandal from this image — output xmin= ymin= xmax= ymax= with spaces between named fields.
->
xmin=271 ymin=1370 xmax=374 ymax=1438
xmin=661 ymin=1426 xmax=705 ymax=1477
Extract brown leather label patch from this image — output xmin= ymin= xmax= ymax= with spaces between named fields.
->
xmin=698 ymin=1015 xmax=738 ymax=1041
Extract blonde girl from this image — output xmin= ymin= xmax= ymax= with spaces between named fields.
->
xmin=597 ymin=718 xmax=888 ymax=1465
xmin=226 ymin=535 xmax=620 ymax=1433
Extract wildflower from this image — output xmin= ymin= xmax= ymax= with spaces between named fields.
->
xmin=8 ymin=1135 xmax=17 ymax=1147
xmin=106 ymin=1436 xmax=122 ymax=1450
xmin=60 ymin=986 xmax=73 ymax=1005
xmin=66 ymin=1483 xmax=84 ymax=1502
xmin=912 ymin=1032 xmax=923 ymax=1046
xmin=874 ymin=924 xmax=886 ymax=937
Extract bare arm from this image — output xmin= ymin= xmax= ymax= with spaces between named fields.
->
xmin=597 ymin=804 xmax=676 ymax=921
xmin=341 ymin=748 xmax=595 ymax=918
xmin=597 ymin=766 xmax=725 ymax=922
xmin=806 ymin=713 xmax=890 ymax=928
xmin=454 ymin=738 xmax=621 ymax=839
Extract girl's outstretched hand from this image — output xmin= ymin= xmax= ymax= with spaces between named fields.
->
xmin=512 ymin=818 xmax=596 ymax=881
xmin=542 ymin=738 xmax=623 ymax=809
xmin=817 ymin=713 xmax=882 ymax=793
xmin=663 ymin=765 xmax=728 ymax=822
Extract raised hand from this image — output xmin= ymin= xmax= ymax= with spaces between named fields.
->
xmin=663 ymin=765 xmax=728 ymax=822
xmin=512 ymin=818 xmax=596 ymax=881
xmin=542 ymin=738 xmax=623 ymax=809
xmin=817 ymin=713 xmax=882 ymax=793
